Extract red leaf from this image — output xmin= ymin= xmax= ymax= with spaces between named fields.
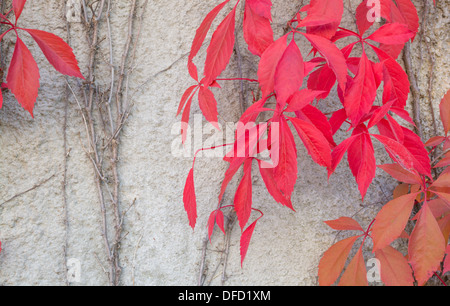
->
xmin=378 ymin=164 xmax=422 ymax=185
xmin=371 ymin=192 xmax=419 ymax=251
xmin=329 ymin=135 xmax=357 ymax=176
xmin=344 ymin=52 xmax=377 ymax=126
xmin=240 ymin=217 xmax=259 ymax=267
xmin=218 ymin=157 xmax=245 ymax=204
xmin=318 ymin=236 xmax=359 ymax=286
xmin=375 ymin=246 xmax=414 ymax=286
xmin=23 ymin=29 xmax=84 ymax=79
xmin=243 ymin=0 xmax=273 ymax=57
xmin=408 ymin=203 xmax=446 ymax=286
xmin=394 ymin=0 xmax=420 ymax=40
xmin=234 ymin=159 xmax=253 ymax=231
xmin=188 ymin=0 xmax=231 ymax=81
xmin=183 ymin=168 xmax=197 ymax=229
xmin=371 ymin=44 xmax=410 ymax=108
xmin=177 ymin=85 xmax=198 ymax=117
xmin=298 ymin=0 xmax=343 ymax=28
xmin=181 ymin=87 xmax=196 ymax=144
xmin=258 ymin=160 xmax=294 ymax=210
xmin=274 ymin=39 xmax=304 ymax=107
xmin=272 ymin=117 xmax=298 ymax=201
xmin=203 ymin=5 xmax=236 ymax=86
xmin=198 ymin=86 xmax=220 ymax=130
xmin=366 ymin=23 xmax=415 ymax=45
xmin=372 ymin=134 xmax=415 ymax=171
xmin=13 ymin=0 xmax=27 ymax=21
xmin=307 ymin=63 xmax=337 ymax=100
xmin=296 ymin=104 xmax=336 ymax=147
xmin=258 ymin=34 xmax=288 ymax=98
xmin=6 ymin=36 xmax=40 ymax=117
xmin=301 ymin=33 xmax=348 ymax=92
xmin=347 ymin=127 xmax=376 ymax=200
xmin=425 ymin=136 xmax=446 ymax=148
xmin=324 ymin=217 xmax=364 ymax=232
xmin=355 ymin=0 xmax=374 ymax=36
xmin=289 ymin=117 xmax=332 ymax=169
xmin=284 ymin=89 xmax=323 ymax=113
xmin=439 ymin=90 xmax=450 ymax=135
xmin=208 ymin=210 xmax=226 ymax=242
xmin=402 ymin=127 xmax=432 ymax=177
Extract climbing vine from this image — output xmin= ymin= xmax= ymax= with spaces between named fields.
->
xmin=179 ymin=0 xmax=449 ymax=285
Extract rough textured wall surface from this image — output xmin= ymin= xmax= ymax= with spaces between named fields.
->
xmin=0 ymin=0 xmax=448 ymax=286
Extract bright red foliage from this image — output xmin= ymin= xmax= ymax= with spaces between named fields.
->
xmin=0 ymin=0 xmax=83 ymax=116
xmin=179 ymin=0 xmax=448 ymax=285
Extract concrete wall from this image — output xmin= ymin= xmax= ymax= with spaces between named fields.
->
xmin=0 ymin=0 xmax=448 ymax=286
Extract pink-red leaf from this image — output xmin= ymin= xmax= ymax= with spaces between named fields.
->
xmin=6 ymin=36 xmax=40 ymax=117
xmin=289 ymin=117 xmax=332 ymax=169
xmin=355 ymin=0 xmax=374 ymax=36
xmin=13 ymin=0 xmax=27 ymax=21
xmin=23 ymin=29 xmax=84 ymax=79
xmin=372 ymin=134 xmax=415 ymax=171
xmin=203 ymin=6 xmax=236 ymax=86
xmin=366 ymin=23 xmax=415 ymax=45
xmin=258 ymin=34 xmax=288 ymax=98
xmin=344 ymin=52 xmax=377 ymax=126
xmin=318 ymin=236 xmax=359 ymax=286
xmin=243 ymin=0 xmax=273 ymax=57
xmin=298 ymin=0 xmax=343 ymax=28
xmin=258 ymin=160 xmax=295 ymax=210
xmin=234 ymin=159 xmax=253 ymax=231
xmin=347 ymin=128 xmax=376 ymax=200
xmin=183 ymin=168 xmax=197 ymax=229
xmin=240 ymin=217 xmax=259 ymax=267
xmin=198 ymin=86 xmax=220 ymax=130
xmin=284 ymin=89 xmax=323 ymax=113
xmin=301 ymin=33 xmax=348 ymax=92
xmin=274 ymin=40 xmax=304 ymax=107
xmin=272 ymin=117 xmax=298 ymax=200
xmin=188 ymin=0 xmax=230 ymax=81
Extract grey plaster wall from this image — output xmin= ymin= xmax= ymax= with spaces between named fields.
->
xmin=0 ymin=0 xmax=448 ymax=286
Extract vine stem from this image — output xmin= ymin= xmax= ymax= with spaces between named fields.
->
xmin=216 ymin=78 xmax=259 ymax=83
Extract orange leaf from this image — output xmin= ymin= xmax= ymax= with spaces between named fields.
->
xmin=339 ymin=247 xmax=368 ymax=286
xmin=318 ymin=236 xmax=359 ymax=286
xmin=437 ymin=214 xmax=450 ymax=245
xmin=375 ymin=246 xmax=414 ymax=286
xmin=393 ymin=183 xmax=409 ymax=199
xmin=443 ymin=246 xmax=450 ymax=275
xmin=324 ymin=217 xmax=364 ymax=232
xmin=430 ymin=172 xmax=450 ymax=189
xmin=371 ymin=192 xmax=419 ymax=251
xmin=408 ymin=203 xmax=446 ymax=286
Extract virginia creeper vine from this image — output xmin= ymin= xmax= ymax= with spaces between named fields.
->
xmin=179 ymin=0 xmax=449 ymax=286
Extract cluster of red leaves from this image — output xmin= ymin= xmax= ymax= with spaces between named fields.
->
xmin=179 ymin=0 xmax=446 ymax=277
xmin=320 ymin=90 xmax=450 ymax=286
xmin=0 ymin=0 xmax=84 ymax=116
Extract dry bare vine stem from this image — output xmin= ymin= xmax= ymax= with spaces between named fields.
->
xmin=67 ymin=0 xmax=144 ymax=286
